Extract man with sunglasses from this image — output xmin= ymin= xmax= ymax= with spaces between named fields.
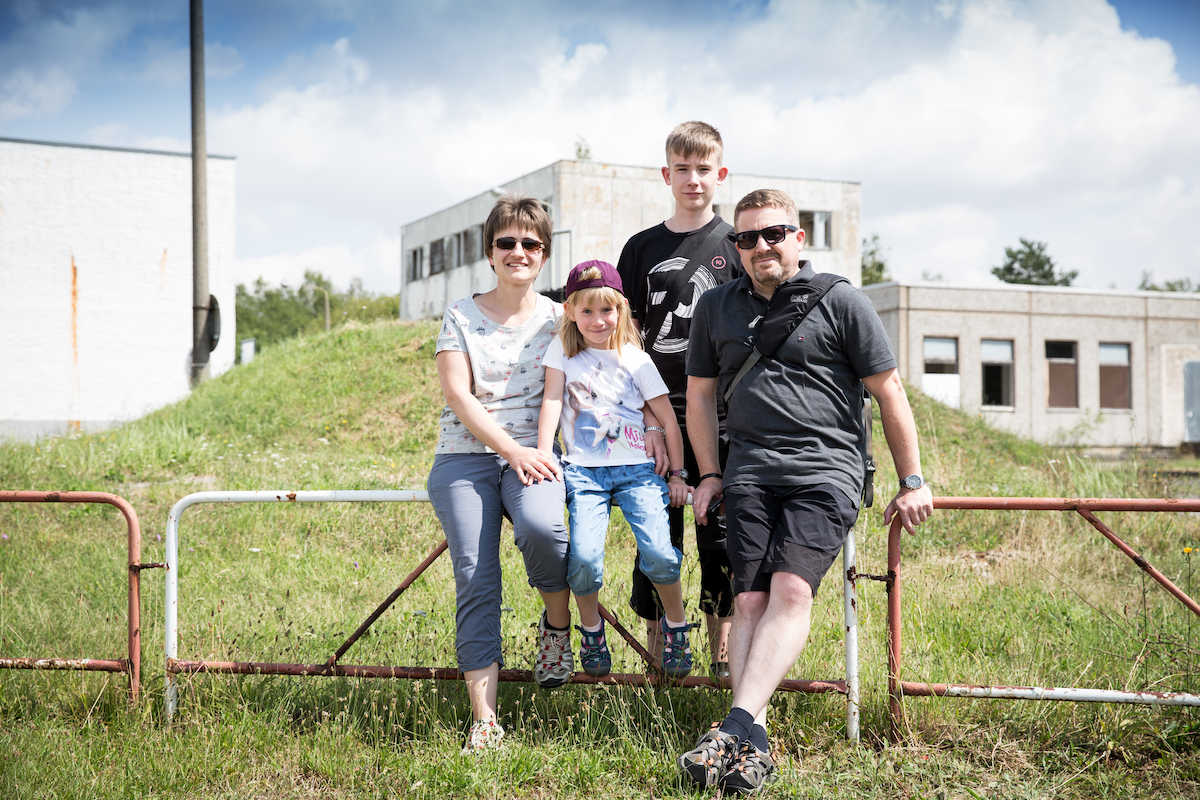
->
xmin=678 ymin=189 xmax=933 ymax=793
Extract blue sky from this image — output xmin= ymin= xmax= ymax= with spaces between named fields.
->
xmin=2 ymin=0 xmax=1198 ymax=293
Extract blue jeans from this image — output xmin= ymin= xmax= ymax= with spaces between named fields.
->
xmin=564 ymin=461 xmax=681 ymax=597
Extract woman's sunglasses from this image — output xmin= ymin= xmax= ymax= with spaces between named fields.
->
xmin=727 ymin=224 xmax=798 ymax=250
xmin=493 ymin=237 xmax=545 ymax=253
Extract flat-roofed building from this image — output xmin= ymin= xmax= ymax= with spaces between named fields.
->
xmin=0 ymin=137 xmax=237 ymax=441
xmin=400 ymin=159 xmax=862 ymax=320
xmin=864 ymin=281 xmax=1200 ymax=450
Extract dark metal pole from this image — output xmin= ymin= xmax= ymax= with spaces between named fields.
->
xmin=190 ymin=0 xmax=210 ymax=384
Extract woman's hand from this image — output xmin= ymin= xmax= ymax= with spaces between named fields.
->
xmin=667 ymin=476 xmax=689 ymax=507
xmin=505 ymin=445 xmax=563 ymax=485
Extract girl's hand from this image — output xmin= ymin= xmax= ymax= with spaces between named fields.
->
xmin=505 ymin=445 xmax=563 ymax=485
xmin=667 ymin=476 xmax=689 ymax=507
xmin=644 ymin=429 xmax=669 ymax=476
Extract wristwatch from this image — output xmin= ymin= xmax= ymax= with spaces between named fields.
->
xmin=668 ymin=468 xmax=689 ymax=480
xmin=899 ymin=474 xmax=925 ymax=491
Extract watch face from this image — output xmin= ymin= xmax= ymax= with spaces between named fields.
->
xmin=902 ymin=475 xmax=924 ymax=490
xmin=671 ymin=469 xmax=690 ymax=480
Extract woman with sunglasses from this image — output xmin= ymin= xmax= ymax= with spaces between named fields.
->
xmin=426 ymin=194 xmax=573 ymax=754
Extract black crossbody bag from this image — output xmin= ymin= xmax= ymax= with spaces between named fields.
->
xmin=722 ymin=271 xmax=877 ymax=507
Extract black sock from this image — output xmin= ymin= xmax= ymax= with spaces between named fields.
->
xmin=542 ymin=611 xmax=568 ymax=632
xmin=749 ymin=724 xmax=769 ymax=752
xmin=718 ymin=707 xmax=754 ymax=743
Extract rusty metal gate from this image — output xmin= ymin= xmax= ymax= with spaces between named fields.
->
xmin=162 ymin=489 xmax=857 ymax=734
xmin=0 ymin=490 xmax=163 ymax=702
xmin=886 ymin=497 xmax=1200 ymax=738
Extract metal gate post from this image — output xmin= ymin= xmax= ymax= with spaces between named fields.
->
xmin=843 ymin=524 xmax=860 ymax=741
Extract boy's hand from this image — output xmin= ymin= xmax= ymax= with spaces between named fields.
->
xmin=667 ymin=476 xmax=689 ymax=507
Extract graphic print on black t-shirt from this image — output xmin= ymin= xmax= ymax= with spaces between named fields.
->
xmin=616 ymin=216 xmax=742 ymax=420
xmin=646 ymin=257 xmax=720 ymax=355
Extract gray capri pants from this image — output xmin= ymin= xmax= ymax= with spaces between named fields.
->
xmin=427 ymin=452 xmax=569 ymax=672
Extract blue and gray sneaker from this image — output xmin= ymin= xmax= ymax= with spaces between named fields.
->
xmin=575 ymin=621 xmax=612 ymax=677
xmin=660 ymin=616 xmax=693 ymax=678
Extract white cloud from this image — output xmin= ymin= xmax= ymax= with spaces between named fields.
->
xmin=41 ymin=0 xmax=1193 ymax=295
xmin=0 ymin=67 xmax=75 ymax=125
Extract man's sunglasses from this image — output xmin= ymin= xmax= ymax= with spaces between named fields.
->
xmin=727 ymin=224 xmax=798 ymax=250
xmin=493 ymin=237 xmax=545 ymax=253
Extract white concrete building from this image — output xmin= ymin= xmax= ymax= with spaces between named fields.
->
xmin=400 ymin=159 xmax=862 ymax=320
xmin=0 ymin=137 xmax=237 ymax=441
xmin=864 ymin=281 xmax=1200 ymax=450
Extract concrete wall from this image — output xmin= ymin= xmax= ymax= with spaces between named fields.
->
xmin=864 ymin=281 xmax=1200 ymax=448
xmin=400 ymin=159 xmax=861 ymax=320
xmin=0 ymin=138 xmax=237 ymax=441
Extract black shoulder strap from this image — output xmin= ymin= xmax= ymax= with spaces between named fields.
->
xmin=643 ymin=219 xmax=733 ymax=352
xmin=722 ymin=271 xmax=847 ymax=404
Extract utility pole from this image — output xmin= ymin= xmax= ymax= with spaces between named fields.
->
xmin=190 ymin=0 xmax=212 ymax=385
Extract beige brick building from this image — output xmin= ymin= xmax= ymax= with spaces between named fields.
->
xmin=400 ymin=159 xmax=861 ymax=320
xmin=864 ymin=281 xmax=1200 ymax=449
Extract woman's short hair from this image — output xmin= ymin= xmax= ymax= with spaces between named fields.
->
xmin=484 ymin=195 xmax=554 ymax=261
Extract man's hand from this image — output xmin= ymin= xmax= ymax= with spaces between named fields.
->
xmin=692 ymin=475 xmax=723 ymax=525
xmin=883 ymin=485 xmax=933 ymax=534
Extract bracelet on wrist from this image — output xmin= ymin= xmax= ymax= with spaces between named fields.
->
xmin=645 ymin=426 xmax=666 ymax=435
xmin=699 ymin=472 xmax=723 ymax=482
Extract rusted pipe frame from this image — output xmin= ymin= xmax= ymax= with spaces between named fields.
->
xmin=887 ymin=497 xmax=1200 ymax=739
xmin=1074 ymin=507 xmax=1200 ymax=619
xmin=322 ymin=538 xmax=450 ymax=672
xmin=0 ymin=657 xmax=128 ymax=672
xmin=898 ymin=680 xmax=1200 ymax=706
xmin=0 ymin=490 xmax=143 ymax=703
xmin=168 ymin=658 xmax=847 ymax=694
xmin=597 ymin=602 xmax=664 ymax=677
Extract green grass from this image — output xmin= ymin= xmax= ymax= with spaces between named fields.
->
xmin=2 ymin=318 xmax=1199 ymax=798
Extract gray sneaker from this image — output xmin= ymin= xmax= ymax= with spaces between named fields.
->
xmin=678 ymin=724 xmax=739 ymax=789
xmin=534 ymin=611 xmax=574 ymax=688
xmin=719 ymin=739 xmax=776 ymax=794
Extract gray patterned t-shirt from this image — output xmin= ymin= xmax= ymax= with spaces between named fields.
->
xmin=434 ymin=294 xmax=560 ymax=454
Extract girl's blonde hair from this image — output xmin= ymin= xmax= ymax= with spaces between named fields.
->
xmin=559 ymin=268 xmax=642 ymax=357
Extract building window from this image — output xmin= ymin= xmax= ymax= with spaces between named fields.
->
xmin=407 ymin=247 xmax=424 ymax=282
xmin=429 ymin=239 xmax=445 ymax=275
xmin=982 ymin=339 xmax=1014 ymax=407
xmin=923 ymin=337 xmax=958 ymax=374
xmin=797 ymin=211 xmax=832 ymax=250
xmin=1099 ymin=343 xmax=1131 ymax=409
xmin=922 ymin=337 xmax=960 ymax=408
xmin=1046 ymin=340 xmax=1078 ymax=408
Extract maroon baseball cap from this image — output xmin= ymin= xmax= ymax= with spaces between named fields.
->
xmin=565 ymin=260 xmax=624 ymax=298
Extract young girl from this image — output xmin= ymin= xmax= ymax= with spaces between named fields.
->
xmin=537 ymin=260 xmax=694 ymax=678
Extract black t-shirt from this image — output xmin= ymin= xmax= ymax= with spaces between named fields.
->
xmin=616 ymin=216 xmax=743 ymax=425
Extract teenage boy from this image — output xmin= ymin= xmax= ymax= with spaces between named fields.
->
xmin=616 ymin=121 xmax=741 ymax=678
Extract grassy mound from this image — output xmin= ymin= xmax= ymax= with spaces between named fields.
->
xmin=1 ymin=319 xmax=1198 ymax=798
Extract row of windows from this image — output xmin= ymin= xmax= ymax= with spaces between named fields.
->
xmin=407 ymin=224 xmax=485 ymax=282
xmin=923 ymin=338 xmax=1132 ymax=410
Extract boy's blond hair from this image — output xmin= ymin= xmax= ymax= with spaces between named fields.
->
xmin=665 ymin=120 xmax=723 ymax=165
xmin=559 ymin=269 xmax=642 ymax=358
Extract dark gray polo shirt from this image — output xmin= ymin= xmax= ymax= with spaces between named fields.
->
xmin=686 ymin=262 xmax=896 ymax=506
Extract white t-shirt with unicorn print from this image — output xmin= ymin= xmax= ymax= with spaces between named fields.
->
xmin=543 ymin=338 xmax=669 ymax=467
